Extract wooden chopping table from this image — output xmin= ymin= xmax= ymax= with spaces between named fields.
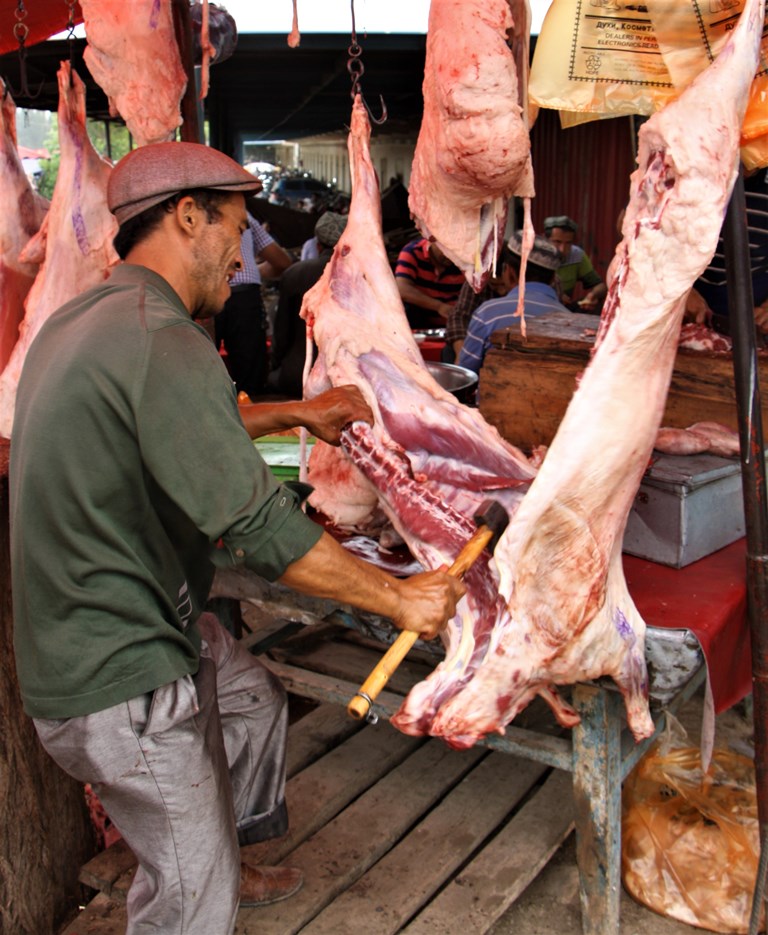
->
xmin=209 ymin=533 xmax=751 ymax=935
xmin=69 ymin=538 xmax=750 ymax=934
xmin=478 ymin=310 xmax=768 ymax=451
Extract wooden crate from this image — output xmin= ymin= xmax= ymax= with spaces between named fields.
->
xmin=478 ymin=311 xmax=767 ymax=452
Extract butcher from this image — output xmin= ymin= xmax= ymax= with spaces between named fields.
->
xmin=9 ymin=142 xmax=464 ymax=935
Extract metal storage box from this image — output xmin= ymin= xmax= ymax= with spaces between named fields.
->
xmin=623 ymin=451 xmax=745 ymax=568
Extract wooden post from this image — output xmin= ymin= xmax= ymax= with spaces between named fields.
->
xmin=0 ymin=440 xmax=96 ymax=934
xmin=171 ymin=0 xmax=203 ymax=144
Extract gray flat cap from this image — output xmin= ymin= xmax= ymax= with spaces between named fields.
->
xmin=314 ymin=212 xmax=348 ymax=248
xmin=108 ymin=142 xmax=262 ymax=225
xmin=507 ymin=231 xmax=562 ymax=271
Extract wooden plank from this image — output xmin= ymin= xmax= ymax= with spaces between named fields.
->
xmin=301 ymin=753 xmax=548 ymax=935
xmin=483 ymin=724 xmax=572 ymax=770
xmin=263 ymin=657 xmax=406 ymax=714
xmin=402 ymin=770 xmax=575 ymax=934
xmin=488 ymin=310 xmax=596 ymax=352
xmin=58 ymin=893 xmax=127 ymax=935
xmin=339 ymin=627 xmax=444 ymax=668
xmin=78 ymin=838 xmax=136 ymax=896
xmin=271 ymin=638 xmax=433 ymax=696
xmin=285 ymin=702 xmax=364 ymax=778
xmin=236 ymin=740 xmax=485 ymax=933
xmin=240 ymin=722 xmax=421 ymax=869
xmin=481 ymin=311 xmax=768 ymax=450
xmin=268 ymin=657 xmax=575 ymax=769
xmin=479 ymin=346 xmax=582 ymax=450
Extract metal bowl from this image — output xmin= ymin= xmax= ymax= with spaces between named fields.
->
xmin=425 ymin=361 xmax=478 ymax=403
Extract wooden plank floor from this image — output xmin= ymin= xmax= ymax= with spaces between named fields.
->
xmin=64 ymin=618 xmax=574 ymax=935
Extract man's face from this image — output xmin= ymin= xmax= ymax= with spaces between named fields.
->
xmin=429 ymin=243 xmax=448 ymax=267
xmin=189 ymin=194 xmax=248 ymax=318
xmin=547 ymin=227 xmax=575 ymax=261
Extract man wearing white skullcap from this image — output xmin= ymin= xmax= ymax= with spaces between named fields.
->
xmin=459 ymin=231 xmax=570 ymax=375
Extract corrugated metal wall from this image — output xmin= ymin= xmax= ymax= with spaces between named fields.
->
xmin=529 ymin=108 xmax=640 ymax=285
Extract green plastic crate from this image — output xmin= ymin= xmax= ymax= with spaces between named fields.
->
xmin=254 ymin=435 xmax=315 ymax=482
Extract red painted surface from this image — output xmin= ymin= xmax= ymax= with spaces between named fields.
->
xmin=624 ymin=539 xmax=751 ymax=714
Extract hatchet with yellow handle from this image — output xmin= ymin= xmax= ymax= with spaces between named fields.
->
xmin=347 ymin=499 xmax=510 ymax=722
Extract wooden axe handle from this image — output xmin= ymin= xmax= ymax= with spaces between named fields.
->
xmin=347 ymin=523 xmax=494 ymax=720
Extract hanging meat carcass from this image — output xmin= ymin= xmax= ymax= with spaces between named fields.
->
xmin=79 ymin=0 xmax=187 ymax=146
xmin=0 ymin=63 xmax=119 ymax=439
xmin=393 ymin=0 xmax=765 ymax=748
xmin=408 ymin=0 xmax=535 ymax=290
xmin=301 ymin=94 xmax=550 ymax=730
xmin=0 ymin=80 xmax=48 ymax=374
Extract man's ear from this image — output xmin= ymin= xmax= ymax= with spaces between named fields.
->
xmin=175 ymin=196 xmax=199 ymax=236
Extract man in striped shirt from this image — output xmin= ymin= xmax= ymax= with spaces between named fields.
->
xmin=459 ymin=232 xmax=568 ymax=375
xmin=394 ymin=237 xmax=464 ymax=329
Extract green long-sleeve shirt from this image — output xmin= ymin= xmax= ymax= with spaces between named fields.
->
xmin=10 ymin=264 xmax=322 ymax=718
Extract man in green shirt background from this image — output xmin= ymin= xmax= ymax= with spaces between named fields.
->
xmin=543 ymin=214 xmax=607 ymax=313
xmin=10 ymin=142 xmax=463 ymax=935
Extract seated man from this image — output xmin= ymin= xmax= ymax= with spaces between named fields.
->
xmin=394 ymin=236 xmax=464 ymax=329
xmin=459 ymin=232 xmax=568 ymax=374
xmin=543 ymin=214 xmax=607 ymax=312
xmin=445 ymin=273 xmax=506 ymax=363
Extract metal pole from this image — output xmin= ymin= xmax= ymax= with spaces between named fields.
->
xmin=723 ymin=167 xmax=768 ymax=935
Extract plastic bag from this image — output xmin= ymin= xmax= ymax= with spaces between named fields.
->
xmin=529 ymin=0 xmax=677 ymax=119
xmin=530 ymin=0 xmax=768 ymax=154
xmin=622 ymin=726 xmax=761 ymax=934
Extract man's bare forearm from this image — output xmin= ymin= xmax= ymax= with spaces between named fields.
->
xmin=278 ymin=531 xmax=464 ymax=639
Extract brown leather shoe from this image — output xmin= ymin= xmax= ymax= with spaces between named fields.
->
xmin=239 ymin=862 xmax=303 ymax=907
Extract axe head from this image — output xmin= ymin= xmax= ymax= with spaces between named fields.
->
xmin=473 ymin=499 xmax=510 ymax=554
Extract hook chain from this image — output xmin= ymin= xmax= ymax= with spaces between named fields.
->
xmin=346 ymin=0 xmax=387 ymax=125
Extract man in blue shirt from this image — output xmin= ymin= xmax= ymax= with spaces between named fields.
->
xmin=459 ymin=232 xmax=568 ymax=374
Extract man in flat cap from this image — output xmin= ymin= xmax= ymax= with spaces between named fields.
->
xmin=10 ymin=142 xmax=463 ymax=935
xmin=459 ymin=232 xmax=570 ymax=374
xmin=543 ymin=214 xmax=607 ymax=312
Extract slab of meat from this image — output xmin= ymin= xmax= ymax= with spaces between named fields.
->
xmin=678 ymin=321 xmax=732 ymax=353
xmin=0 ymin=63 xmax=119 ymax=439
xmin=288 ymin=0 xmax=301 ymax=48
xmin=302 ymin=95 xmax=538 ymax=720
xmin=408 ymin=0 xmax=535 ymax=290
xmin=393 ymin=0 xmax=764 ymax=748
xmin=655 ymin=422 xmax=741 ymax=457
xmin=0 ymin=80 xmax=48 ymax=374
xmin=654 ymin=426 xmax=711 ymax=456
xmin=80 ymin=0 xmax=187 ymax=146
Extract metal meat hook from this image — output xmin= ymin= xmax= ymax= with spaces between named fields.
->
xmin=361 ymin=90 xmax=388 ymax=126
xmin=5 ymin=4 xmax=45 ymax=101
xmin=347 ymin=0 xmax=387 ymax=125
xmin=66 ymin=0 xmax=78 ymax=87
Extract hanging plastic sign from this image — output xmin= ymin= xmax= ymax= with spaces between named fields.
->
xmin=530 ymin=0 xmax=768 ymax=150
xmin=529 ymin=0 xmax=677 ymax=120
